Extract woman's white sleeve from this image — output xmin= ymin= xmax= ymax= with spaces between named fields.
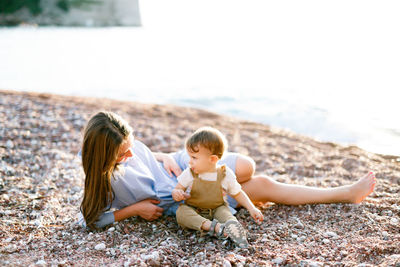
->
xmin=77 ymin=211 xmax=115 ymax=229
xmin=95 ymin=212 xmax=115 ymax=228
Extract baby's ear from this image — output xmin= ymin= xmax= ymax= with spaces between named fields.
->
xmin=210 ymin=155 xmax=219 ymax=163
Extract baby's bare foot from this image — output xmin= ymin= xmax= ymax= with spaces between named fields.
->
xmin=348 ymin=172 xmax=377 ymax=203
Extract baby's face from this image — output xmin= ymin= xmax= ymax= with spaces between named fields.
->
xmin=187 ymin=146 xmax=215 ymax=174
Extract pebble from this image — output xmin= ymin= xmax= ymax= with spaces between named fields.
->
xmin=226 ymin=253 xmax=246 ymax=263
xmin=324 ymin=231 xmax=338 ymax=238
xmin=71 ymin=186 xmax=81 ymax=193
xmin=205 ymin=243 xmax=216 ymax=250
xmin=294 ymin=222 xmax=304 ymax=229
xmin=272 ymin=257 xmax=284 ymax=264
xmin=6 ymin=140 xmax=14 ymax=148
xmin=1 ymin=165 xmax=15 ymax=175
xmin=196 ymin=252 xmax=204 ymax=258
xmin=141 ymin=251 xmax=160 ymax=261
xmin=300 ymin=260 xmax=322 ymax=267
xmin=110 ymin=249 xmax=116 ymax=256
xmin=390 ymin=218 xmax=398 ymax=224
xmin=95 ymin=243 xmax=106 ymax=250
xmin=5 ymin=244 xmax=17 ymax=252
xmin=297 ymin=236 xmax=306 ymax=242
xmin=322 ymin=238 xmax=330 ymax=244
xmin=235 ymin=254 xmax=246 ymax=263
xmin=108 ymin=227 xmax=115 ymax=232
xmin=35 ymin=260 xmax=46 ymax=265
xmin=261 ymin=233 xmax=269 ymax=242
xmin=223 ymin=259 xmax=232 ymax=267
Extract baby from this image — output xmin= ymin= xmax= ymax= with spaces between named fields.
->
xmin=172 ymin=127 xmax=263 ymax=248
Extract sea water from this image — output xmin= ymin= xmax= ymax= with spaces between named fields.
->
xmin=1 ymin=1 xmax=399 ymax=156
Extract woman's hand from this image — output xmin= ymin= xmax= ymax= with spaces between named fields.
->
xmin=134 ymin=199 xmax=164 ymax=221
xmin=115 ymin=199 xmax=164 ymax=222
xmin=154 ymin=152 xmax=182 ymax=177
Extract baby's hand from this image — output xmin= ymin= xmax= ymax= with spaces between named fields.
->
xmin=172 ymin=189 xmax=190 ymax=202
xmin=249 ymin=207 xmax=264 ymax=224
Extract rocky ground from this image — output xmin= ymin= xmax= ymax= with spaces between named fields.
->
xmin=0 ymin=90 xmax=399 ymax=266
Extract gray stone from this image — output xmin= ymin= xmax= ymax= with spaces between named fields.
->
xmin=324 ymin=231 xmax=338 ymax=238
xmin=95 ymin=243 xmax=106 ymax=250
xmin=322 ymin=238 xmax=330 ymax=244
xmin=35 ymin=260 xmax=46 ymax=265
xmin=272 ymin=257 xmax=284 ymax=264
xmin=6 ymin=140 xmax=14 ymax=148
xmin=294 ymin=222 xmax=304 ymax=229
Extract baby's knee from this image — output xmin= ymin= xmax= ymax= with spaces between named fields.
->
xmin=175 ymin=205 xmax=187 ymax=223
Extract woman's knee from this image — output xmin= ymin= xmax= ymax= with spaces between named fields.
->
xmin=241 ymin=175 xmax=277 ymax=203
xmin=254 ymin=175 xmax=276 ymax=187
xmin=243 ymin=175 xmax=276 ymax=192
xmin=235 ymin=154 xmax=256 ymax=183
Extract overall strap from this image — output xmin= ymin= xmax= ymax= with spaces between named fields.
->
xmin=216 ymin=164 xmax=226 ymax=183
xmin=190 ymin=168 xmax=199 ymax=179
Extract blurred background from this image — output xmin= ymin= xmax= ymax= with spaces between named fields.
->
xmin=1 ymin=0 xmax=399 ymax=156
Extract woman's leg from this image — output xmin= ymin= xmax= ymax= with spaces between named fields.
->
xmin=234 ymin=154 xmax=255 ymax=183
xmin=235 ymin=155 xmax=376 ymax=205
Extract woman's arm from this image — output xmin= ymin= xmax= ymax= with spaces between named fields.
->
xmin=153 ymin=152 xmax=182 ymax=177
xmin=114 ymin=199 xmax=164 ymax=222
xmin=153 ymin=152 xmax=167 ymax=162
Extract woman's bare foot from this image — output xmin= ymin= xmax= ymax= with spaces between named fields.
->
xmin=348 ymin=172 xmax=377 ymax=204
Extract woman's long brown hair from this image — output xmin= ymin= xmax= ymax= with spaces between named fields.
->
xmin=80 ymin=111 xmax=132 ymax=229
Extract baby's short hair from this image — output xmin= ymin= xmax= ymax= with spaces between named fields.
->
xmin=186 ymin=127 xmax=228 ymax=159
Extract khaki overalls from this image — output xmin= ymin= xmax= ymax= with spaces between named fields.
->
xmin=176 ymin=165 xmax=238 ymax=231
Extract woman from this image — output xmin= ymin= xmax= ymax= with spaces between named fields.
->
xmin=80 ymin=111 xmax=376 ymax=229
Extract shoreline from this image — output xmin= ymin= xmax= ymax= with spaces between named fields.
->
xmin=3 ymin=89 xmax=399 ymax=159
xmin=1 ymin=89 xmax=399 ymax=266
xmin=4 ymin=88 xmax=400 ymax=159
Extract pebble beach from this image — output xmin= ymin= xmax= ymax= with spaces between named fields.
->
xmin=0 ymin=89 xmax=399 ymax=266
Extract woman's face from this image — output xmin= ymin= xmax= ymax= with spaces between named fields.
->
xmin=116 ymin=134 xmax=134 ymax=163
